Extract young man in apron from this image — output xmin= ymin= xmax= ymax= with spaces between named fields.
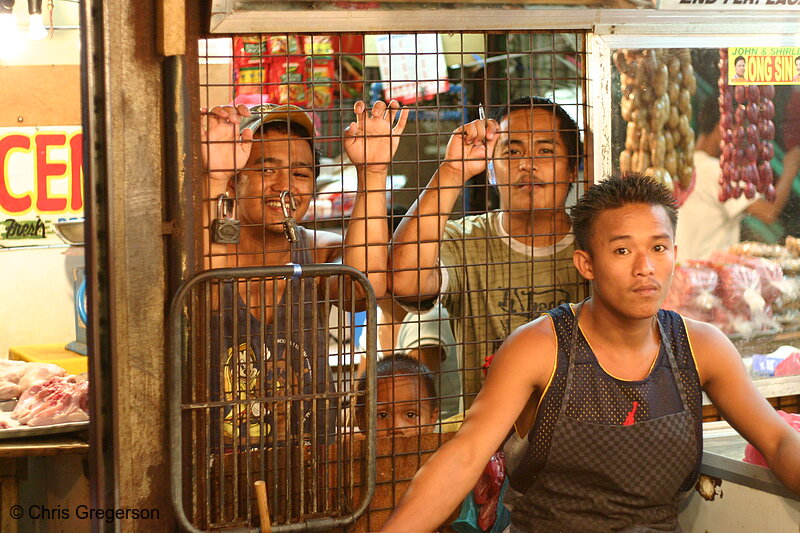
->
xmin=381 ymin=173 xmax=800 ymax=532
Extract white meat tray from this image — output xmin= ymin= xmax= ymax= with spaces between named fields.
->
xmin=0 ymin=400 xmax=88 ymax=439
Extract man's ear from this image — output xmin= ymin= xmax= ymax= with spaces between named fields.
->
xmin=569 ymin=162 xmax=578 ymax=183
xmin=429 ymin=407 xmax=440 ymax=426
xmin=227 ymin=175 xmax=237 ymax=196
xmin=573 ymin=248 xmax=594 ymax=280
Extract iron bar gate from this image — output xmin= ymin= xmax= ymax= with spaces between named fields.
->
xmin=168 ymin=264 xmax=378 ymax=532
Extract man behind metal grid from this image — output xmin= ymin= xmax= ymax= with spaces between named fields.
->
xmin=390 ymin=96 xmax=587 ymax=406
xmin=200 ymin=100 xmax=407 ymax=444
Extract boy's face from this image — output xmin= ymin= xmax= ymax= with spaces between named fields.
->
xmin=577 ymin=203 xmax=676 ymax=320
xmin=376 ymin=375 xmax=438 ymax=437
xmin=235 ymin=130 xmax=315 ymax=230
xmin=492 ymin=108 xmax=575 ymax=214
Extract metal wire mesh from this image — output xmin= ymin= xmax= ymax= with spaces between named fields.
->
xmin=195 ymin=30 xmax=590 ymax=530
xmin=168 ymin=265 xmax=377 ymax=532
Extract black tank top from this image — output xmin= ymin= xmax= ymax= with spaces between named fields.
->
xmin=505 ymin=303 xmax=703 ymax=531
xmin=209 ymin=228 xmax=337 ymax=447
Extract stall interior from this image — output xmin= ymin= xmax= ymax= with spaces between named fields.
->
xmin=609 ymin=46 xmax=800 ymax=389
xmin=176 ymin=32 xmax=800 ymax=532
xmin=179 ymin=30 xmax=590 ymax=531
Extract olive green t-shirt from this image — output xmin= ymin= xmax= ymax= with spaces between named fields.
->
xmin=439 ymin=211 xmax=587 ymax=404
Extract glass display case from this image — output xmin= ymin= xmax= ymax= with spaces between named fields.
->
xmin=599 ymin=34 xmax=800 ymax=403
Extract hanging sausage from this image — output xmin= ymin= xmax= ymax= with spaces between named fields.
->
xmin=718 ymin=49 xmax=777 ymax=203
xmin=614 ymin=48 xmax=697 ymax=199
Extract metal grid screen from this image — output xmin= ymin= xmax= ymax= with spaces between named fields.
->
xmin=194 ymin=30 xmax=590 ymax=531
xmin=169 ymin=265 xmax=377 ymax=532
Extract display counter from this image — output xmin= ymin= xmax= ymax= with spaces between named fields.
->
xmin=0 ymin=434 xmax=90 ymax=533
xmin=8 ymin=343 xmax=88 ymax=376
xmin=679 ymin=422 xmax=800 ymax=532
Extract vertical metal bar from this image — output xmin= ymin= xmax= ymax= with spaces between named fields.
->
xmin=298 ymin=273 xmax=308 ymax=517
xmin=270 ymin=275 xmax=280 ymax=522
xmin=203 ymin=281 xmax=212 ymax=528
xmin=244 ymin=277 xmax=253 ymax=524
xmin=258 ymin=276 xmax=268 ymax=523
xmin=80 ymin=0 xmax=116 ymax=528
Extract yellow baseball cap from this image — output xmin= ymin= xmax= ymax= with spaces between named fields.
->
xmin=242 ymin=103 xmax=315 ymax=138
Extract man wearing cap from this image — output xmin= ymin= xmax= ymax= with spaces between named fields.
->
xmin=390 ymin=96 xmax=587 ymax=407
xmin=202 ymin=100 xmax=407 ymax=445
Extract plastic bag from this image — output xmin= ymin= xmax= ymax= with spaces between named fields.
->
xmin=775 ymin=352 xmax=800 ymax=377
xmin=452 ymin=452 xmax=511 ymax=533
xmin=663 ymin=264 xmax=719 ymax=322
xmin=711 ymin=251 xmax=785 ymax=305
xmin=743 ymin=410 xmax=800 ymax=467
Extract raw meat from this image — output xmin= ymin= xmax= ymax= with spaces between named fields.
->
xmin=0 ymin=361 xmax=30 ymax=400
xmin=0 ymin=361 xmax=66 ymax=401
xmin=12 ymin=376 xmax=89 ymax=426
xmin=17 ymin=363 xmax=66 ymax=393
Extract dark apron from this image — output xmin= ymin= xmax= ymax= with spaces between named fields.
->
xmin=510 ymin=303 xmax=697 ymax=532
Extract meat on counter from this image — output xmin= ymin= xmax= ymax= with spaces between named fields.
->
xmin=12 ymin=375 xmax=89 ymax=426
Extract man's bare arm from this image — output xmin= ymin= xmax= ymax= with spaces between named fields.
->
xmin=390 ymin=119 xmax=498 ymax=299
xmin=201 ymin=104 xmax=254 ymax=268
xmin=343 ymin=100 xmax=408 ymax=300
xmin=380 ymin=315 xmax=556 ymax=531
xmin=689 ymin=318 xmax=800 ymax=493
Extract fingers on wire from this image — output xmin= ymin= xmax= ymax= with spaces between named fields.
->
xmin=371 ymin=100 xmax=387 ymax=119
xmin=389 ymin=100 xmax=409 ymax=133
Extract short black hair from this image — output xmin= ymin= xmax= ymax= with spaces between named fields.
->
xmin=697 ymin=96 xmax=720 ymax=136
xmin=570 ymin=173 xmax=678 ymax=253
xmin=254 ymin=121 xmax=322 ymax=179
xmin=489 ymin=96 xmax=582 ymax=171
xmin=354 ymin=355 xmax=437 ymax=428
xmin=735 ymin=56 xmax=746 ymax=66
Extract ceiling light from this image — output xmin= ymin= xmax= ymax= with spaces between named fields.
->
xmin=0 ymin=12 xmax=20 ymax=61
xmin=27 ymin=12 xmax=47 ymax=40
xmin=26 ymin=0 xmax=47 ymax=41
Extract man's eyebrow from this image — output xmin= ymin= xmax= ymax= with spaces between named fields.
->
xmin=608 ymin=232 xmax=671 ymax=243
xmin=497 ymin=138 xmax=525 ymax=148
xmin=254 ymin=156 xmax=313 ymax=168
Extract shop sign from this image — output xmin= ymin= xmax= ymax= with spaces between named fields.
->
xmin=727 ymin=47 xmax=800 ymax=85
xmin=659 ymin=0 xmax=800 ymax=8
xmin=0 ymin=126 xmax=83 ymax=248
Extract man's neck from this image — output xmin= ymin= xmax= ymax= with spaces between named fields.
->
xmin=222 ymin=229 xmax=294 ymax=267
xmin=695 ymin=132 xmax=719 ymax=158
xmin=579 ymin=298 xmax=659 ymax=353
xmin=501 ymin=209 xmax=571 ymax=248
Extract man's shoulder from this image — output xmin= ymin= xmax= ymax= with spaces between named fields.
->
xmin=304 ymin=228 xmax=343 ymax=262
xmin=444 ymin=211 xmax=499 ymax=239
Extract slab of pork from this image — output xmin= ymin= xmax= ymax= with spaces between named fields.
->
xmin=12 ymin=376 xmax=89 ymax=426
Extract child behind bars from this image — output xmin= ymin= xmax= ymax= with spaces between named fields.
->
xmin=356 ymin=355 xmax=440 ymax=437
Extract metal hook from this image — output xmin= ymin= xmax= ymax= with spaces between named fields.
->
xmin=279 ymin=190 xmax=296 ymax=217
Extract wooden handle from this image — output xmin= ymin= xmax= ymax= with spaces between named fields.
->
xmin=254 ymin=480 xmax=272 ymax=533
